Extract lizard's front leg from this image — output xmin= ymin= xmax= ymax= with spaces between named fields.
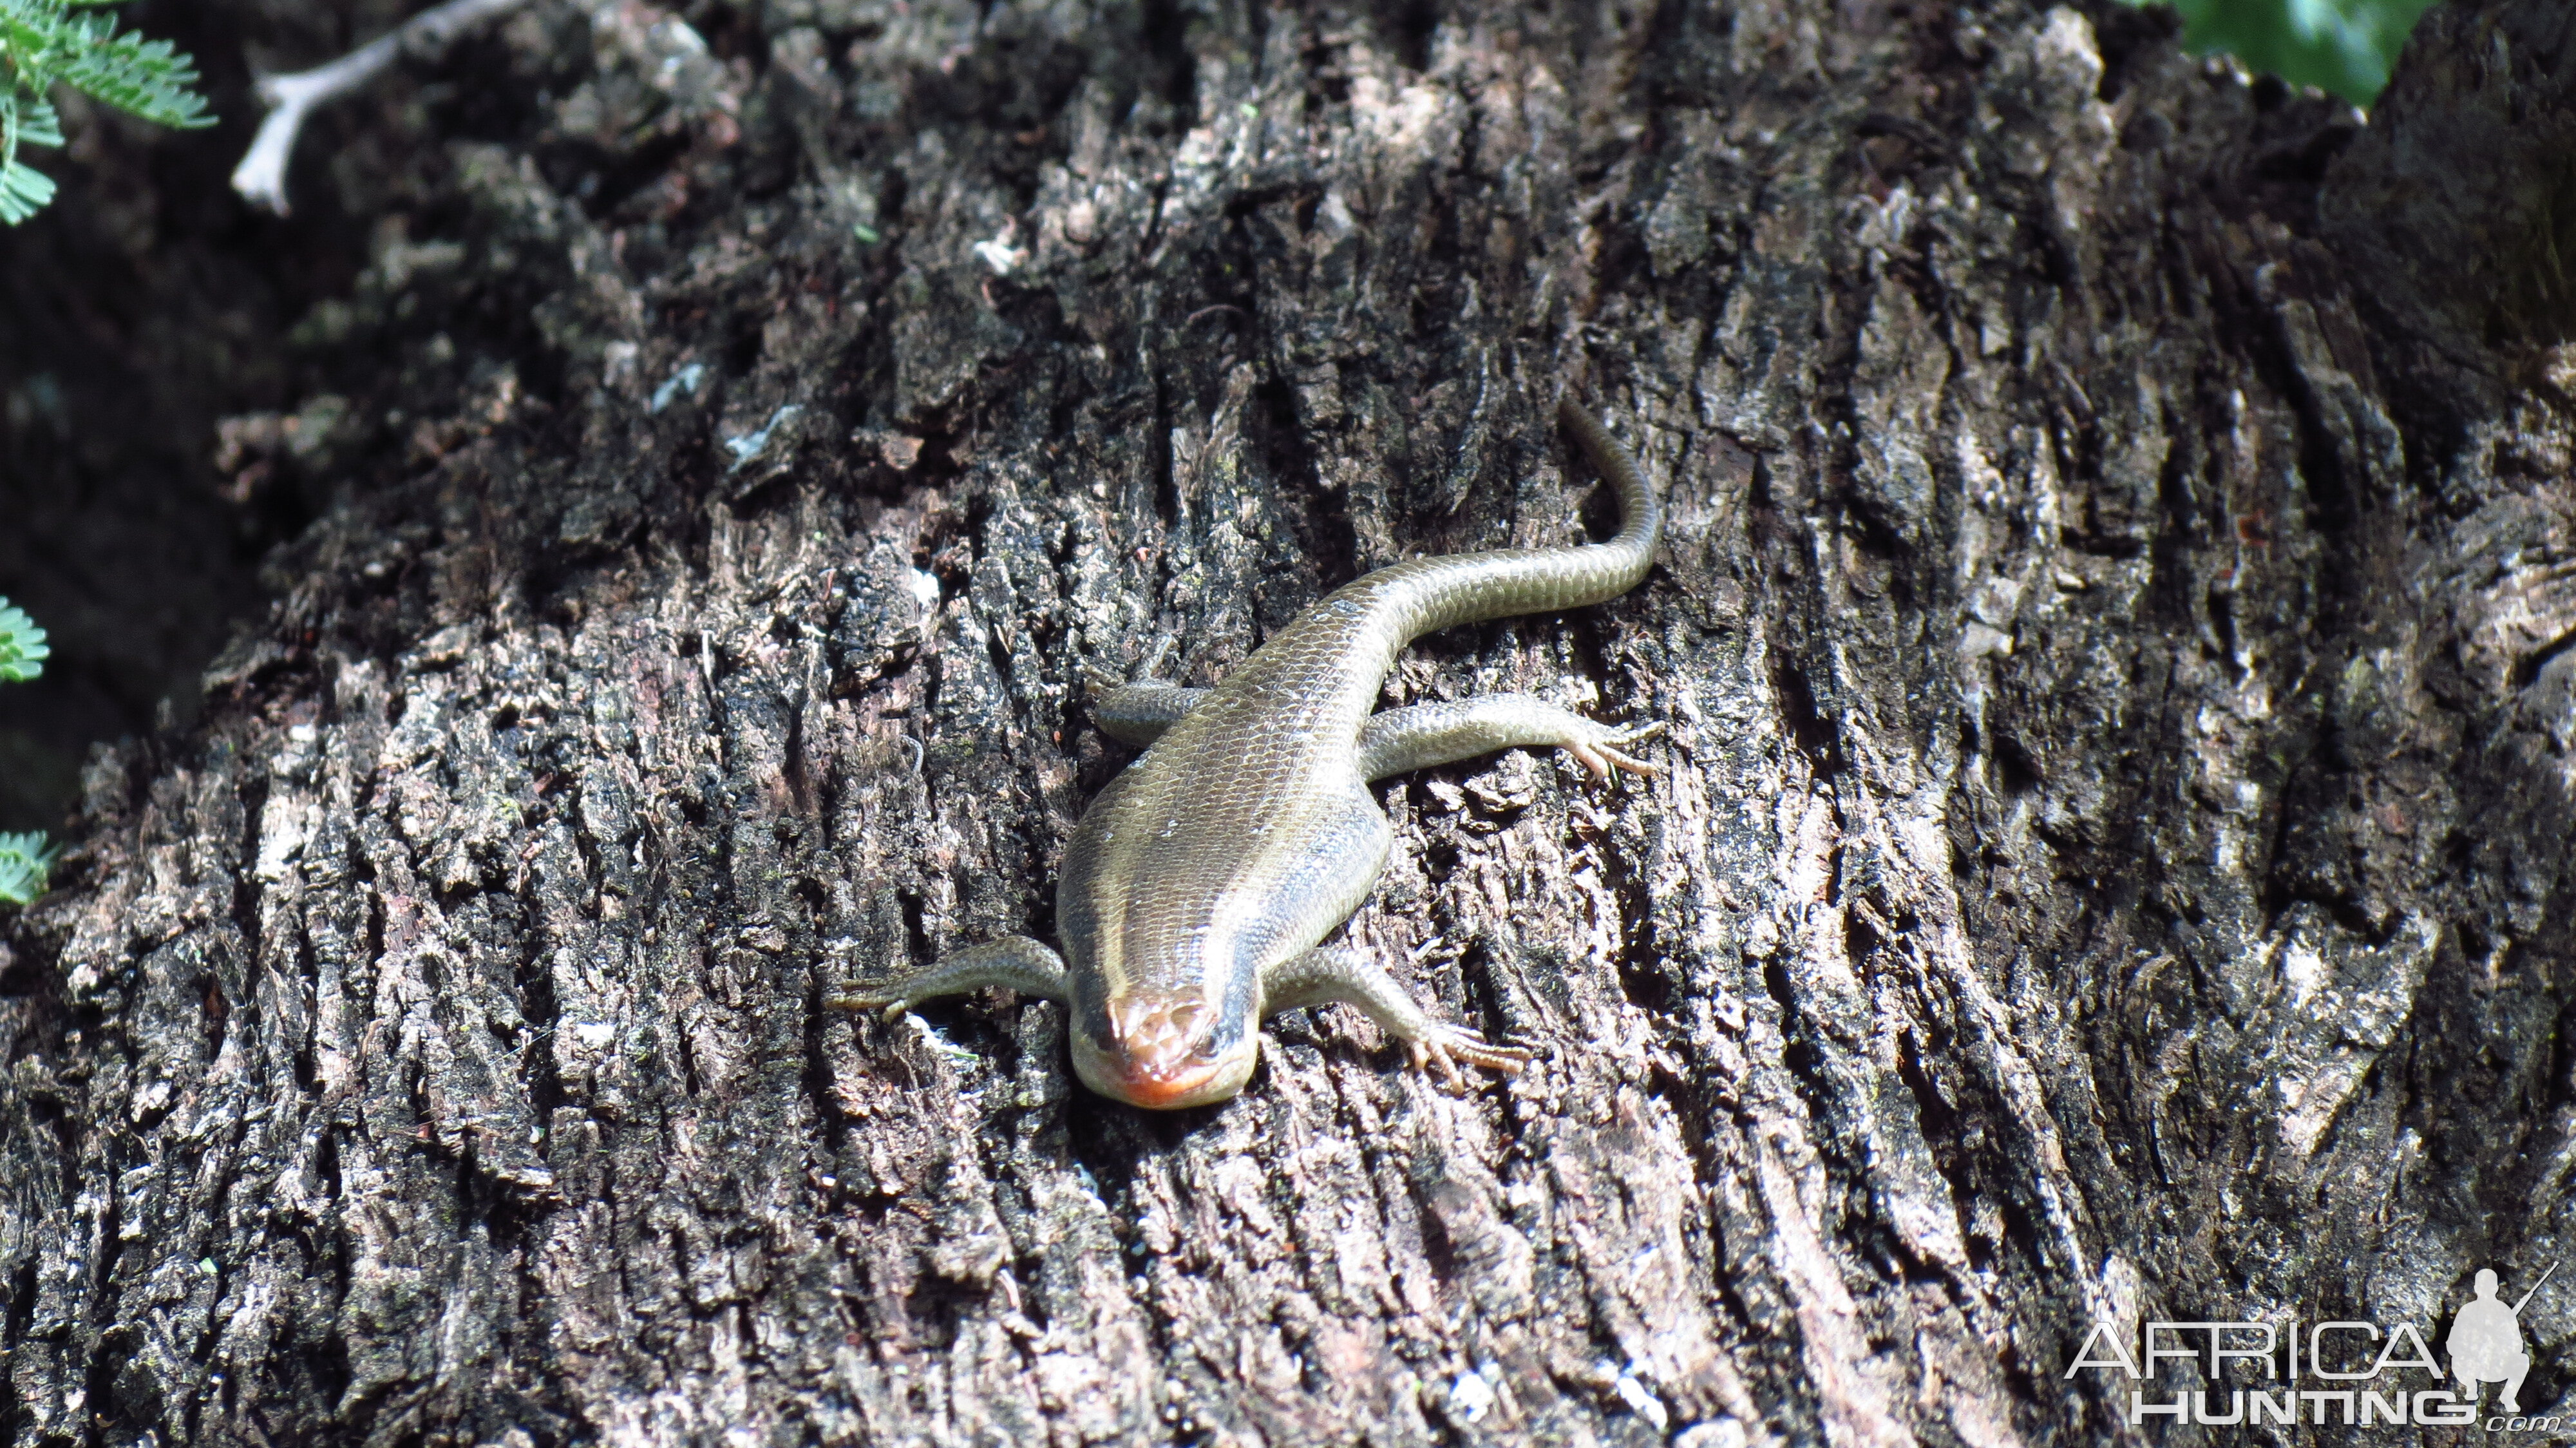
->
xmin=829 ymin=935 xmax=1070 ymax=1019
xmin=1260 ymin=945 xmax=1531 ymax=1089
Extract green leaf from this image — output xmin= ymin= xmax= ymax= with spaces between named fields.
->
xmin=2125 ymin=0 xmax=2438 ymax=104
xmin=0 ymin=0 xmax=211 ymax=220
xmin=0 ymin=156 xmax=55 ymax=222
xmin=0 ymin=596 xmax=48 ymax=681
xmin=54 ymin=15 xmax=210 ymax=129
xmin=15 ymin=95 xmax=59 ymax=147
xmin=0 ymin=831 xmax=54 ymax=907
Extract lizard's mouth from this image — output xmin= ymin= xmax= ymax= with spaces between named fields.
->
xmin=1073 ymin=993 xmax=1256 ymax=1109
xmin=1106 ymin=1060 xmax=1234 ymax=1109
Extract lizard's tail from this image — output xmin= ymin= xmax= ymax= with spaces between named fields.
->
xmin=1356 ymin=400 xmax=1662 ymax=644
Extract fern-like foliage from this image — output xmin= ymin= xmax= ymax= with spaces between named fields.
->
xmin=0 ymin=832 xmax=53 ymax=906
xmin=0 ymin=595 xmax=46 ymax=682
xmin=0 ymin=0 xmax=210 ymax=223
xmin=0 ymin=597 xmax=50 ymax=907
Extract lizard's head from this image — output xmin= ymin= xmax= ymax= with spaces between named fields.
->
xmin=1070 ymin=989 xmax=1258 ymax=1109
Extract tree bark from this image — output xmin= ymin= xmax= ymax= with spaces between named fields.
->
xmin=6 ymin=0 xmax=2574 ymax=1443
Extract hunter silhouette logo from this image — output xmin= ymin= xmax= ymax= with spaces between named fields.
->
xmin=2451 ymin=1265 xmax=2553 ymax=1414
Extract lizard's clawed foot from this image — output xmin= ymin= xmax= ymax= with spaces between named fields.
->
xmin=1565 ymin=720 xmax=1667 ymax=782
xmin=825 ymin=988 xmax=915 ymax=1024
xmin=1405 ymin=1025 xmax=1537 ymax=1092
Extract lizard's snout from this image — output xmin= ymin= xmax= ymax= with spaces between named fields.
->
xmin=1112 ymin=993 xmax=1211 ymax=1054
xmin=1077 ymin=992 xmax=1252 ymax=1108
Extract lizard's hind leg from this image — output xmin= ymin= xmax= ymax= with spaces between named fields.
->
xmin=1358 ymin=696 xmax=1662 ymax=783
xmin=1084 ymin=669 xmax=1212 ymax=748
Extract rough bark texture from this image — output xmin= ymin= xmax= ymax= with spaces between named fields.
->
xmin=6 ymin=0 xmax=2575 ymax=1443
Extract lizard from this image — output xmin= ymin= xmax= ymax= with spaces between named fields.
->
xmin=831 ymin=399 xmax=1663 ymax=1109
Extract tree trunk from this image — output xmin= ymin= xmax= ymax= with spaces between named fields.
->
xmin=6 ymin=0 xmax=2573 ymax=1442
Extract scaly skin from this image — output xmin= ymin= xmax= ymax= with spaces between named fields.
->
xmin=835 ymin=401 xmax=1663 ymax=1108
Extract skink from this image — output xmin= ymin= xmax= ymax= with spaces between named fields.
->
xmin=835 ymin=400 xmax=1662 ymax=1108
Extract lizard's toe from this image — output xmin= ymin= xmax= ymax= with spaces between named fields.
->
xmin=1594 ymin=743 xmax=1663 ymax=778
xmin=1454 ymin=1036 xmax=1535 ymax=1075
xmin=826 ymin=991 xmax=912 ymax=1023
xmin=1406 ymin=1038 xmax=1469 ymax=1093
xmin=1409 ymin=1027 xmax=1531 ymax=1087
xmin=1567 ymin=721 xmax=1665 ymax=781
